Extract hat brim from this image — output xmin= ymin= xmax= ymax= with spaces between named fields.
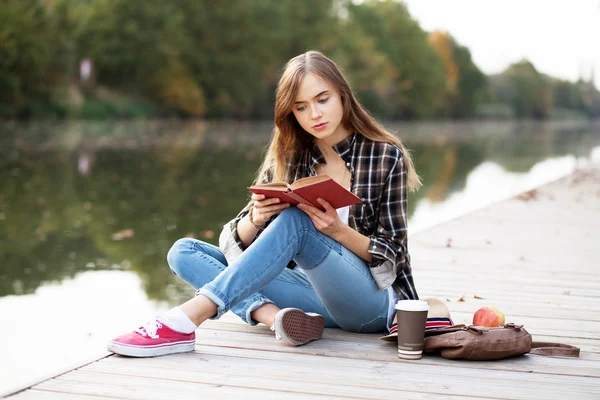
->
xmin=379 ymin=298 xmax=453 ymax=342
xmin=379 ymin=318 xmax=455 ymax=342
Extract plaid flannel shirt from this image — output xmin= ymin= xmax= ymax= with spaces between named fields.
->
xmin=227 ymin=132 xmax=418 ymax=300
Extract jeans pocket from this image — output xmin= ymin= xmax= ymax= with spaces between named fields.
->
xmin=358 ymin=316 xmax=387 ymax=333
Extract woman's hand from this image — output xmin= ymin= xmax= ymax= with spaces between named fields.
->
xmin=298 ymin=198 xmax=345 ymax=240
xmin=251 ymin=193 xmax=289 ymax=227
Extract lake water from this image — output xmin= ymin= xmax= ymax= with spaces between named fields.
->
xmin=1 ymin=119 xmax=599 ymax=394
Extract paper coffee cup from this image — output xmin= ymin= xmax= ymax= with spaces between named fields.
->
xmin=395 ymin=300 xmax=429 ymax=360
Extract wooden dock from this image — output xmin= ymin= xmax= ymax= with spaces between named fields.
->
xmin=6 ymin=167 xmax=600 ymax=399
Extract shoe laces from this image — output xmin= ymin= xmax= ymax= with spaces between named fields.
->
xmin=135 ymin=320 xmax=162 ymax=339
xmin=270 ymin=324 xmax=282 ymax=340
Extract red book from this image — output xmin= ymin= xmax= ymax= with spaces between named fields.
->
xmin=248 ymin=175 xmax=362 ymax=211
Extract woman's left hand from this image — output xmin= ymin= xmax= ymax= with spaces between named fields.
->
xmin=298 ymin=198 xmax=345 ymax=240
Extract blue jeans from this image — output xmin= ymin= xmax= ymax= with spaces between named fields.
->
xmin=167 ymin=207 xmax=388 ymax=333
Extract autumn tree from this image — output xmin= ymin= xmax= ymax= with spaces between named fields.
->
xmin=429 ymin=31 xmax=487 ymax=118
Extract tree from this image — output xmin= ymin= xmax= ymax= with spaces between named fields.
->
xmin=0 ymin=0 xmax=71 ymax=117
xmin=429 ymin=31 xmax=487 ymax=118
xmin=75 ymin=0 xmax=204 ymax=116
xmin=347 ymin=0 xmax=446 ymax=118
xmin=496 ymin=60 xmax=552 ymax=118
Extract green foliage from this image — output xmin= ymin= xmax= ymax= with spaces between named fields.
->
xmin=1 ymin=0 xmax=598 ymax=120
xmin=0 ymin=0 xmax=72 ymax=118
xmin=552 ymin=78 xmax=600 ymax=118
xmin=451 ymin=43 xmax=488 ymax=117
xmin=489 ymin=60 xmax=552 ymax=119
xmin=347 ymin=0 xmax=446 ymax=118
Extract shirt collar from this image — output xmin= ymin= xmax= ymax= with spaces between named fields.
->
xmin=309 ymin=132 xmax=356 ymax=169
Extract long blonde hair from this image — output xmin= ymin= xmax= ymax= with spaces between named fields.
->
xmin=255 ymin=50 xmax=421 ymax=192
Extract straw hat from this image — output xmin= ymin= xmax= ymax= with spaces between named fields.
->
xmin=379 ymin=298 xmax=453 ymax=342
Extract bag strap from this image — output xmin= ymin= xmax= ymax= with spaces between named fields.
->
xmin=530 ymin=342 xmax=580 ymax=357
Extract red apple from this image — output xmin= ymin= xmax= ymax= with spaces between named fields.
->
xmin=472 ymin=306 xmax=505 ymax=327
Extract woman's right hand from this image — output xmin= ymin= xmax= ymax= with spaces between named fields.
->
xmin=251 ymin=193 xmax=290 ymax=227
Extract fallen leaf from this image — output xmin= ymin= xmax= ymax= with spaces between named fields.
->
xmin=111 ymin=229 xmax=135 ymax=241
xmin=474 ymin=295 xmax=484 ymax=299
xmin=450 ymin=257 xmax=457 ymax=263
xmin=516 ymin=189 xmax=538 ymax=201
xmin=457 ymin=294 xmax=465 ymax=302
xmin=185 ymin=232 xmax=197 ymax=238
xmin=446 ymin=298 xmax=452 ymax=302
xmin=519 ymin=255 xmax=525 ymax=261
xmin=563 ymin=290 xmax=570 ymax=295
xmin=202 ymin=230 xmax=215 ymax=239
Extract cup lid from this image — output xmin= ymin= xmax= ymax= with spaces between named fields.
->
xmin=395 ymin=300 xmax=429 ymax=312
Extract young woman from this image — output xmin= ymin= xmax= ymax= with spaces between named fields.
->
xmin=108 ymin=51 xmax=421 ymax=357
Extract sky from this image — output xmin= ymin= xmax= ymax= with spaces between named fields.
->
xmin=402 ymin=0 xmax=600 ymax=89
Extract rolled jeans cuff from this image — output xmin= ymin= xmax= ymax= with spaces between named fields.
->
xmin=242 ymin=297 xmax=275 ymax=326
xmin=196 ymin=284 xmax=229 ymax=320
xmin=196 ymin=285 xmax=274 ymax=325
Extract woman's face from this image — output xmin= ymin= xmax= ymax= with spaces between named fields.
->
xmin=291 ymin=73 xmax=349 ymax=144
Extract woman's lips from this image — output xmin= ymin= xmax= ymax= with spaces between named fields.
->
xmin=313 ymin=122 xmax=328 ymax=131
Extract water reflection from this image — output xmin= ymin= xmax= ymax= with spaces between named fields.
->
xmin=410 ymin=155 xmax=581 ymax=232
xmin=0 ymin=120 xmax=599 ymax=305
xmin=0 ymin=270 xmax=169 ymax=396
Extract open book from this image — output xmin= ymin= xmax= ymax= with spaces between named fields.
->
xmin=248 ymin=175 xmax=362 ymax=210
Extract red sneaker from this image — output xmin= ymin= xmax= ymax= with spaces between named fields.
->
xmin=108 ymin=319 xmax=196 ymax=357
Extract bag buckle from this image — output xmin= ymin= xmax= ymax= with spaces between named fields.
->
xmin=466 ymin=325 xmax=489 ymax=334
xmin=502 ymin=323 xmax=524 ymax=330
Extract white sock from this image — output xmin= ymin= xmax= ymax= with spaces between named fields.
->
xmin=157 ymin=307 xmax=198 ymax=334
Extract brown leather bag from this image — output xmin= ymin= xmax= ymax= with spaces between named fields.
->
xmin=423 ymin=323 xmax=580 ymax=361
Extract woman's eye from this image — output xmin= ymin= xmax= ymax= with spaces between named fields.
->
xmin=318 ymin=98 xmax=329 ymax=104
xmin=296 ymin=106 xmax=306 ymax=111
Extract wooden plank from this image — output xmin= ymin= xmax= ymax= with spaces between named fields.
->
xmin=416 ymin=280 xmax=600 ymax=298
xmin=208 ymin=315 xmax=600 ymax=343
xmin=8 ymin=390 xmax=117 ymax=400
xmin=416 ymin=290 xmax=600 ymax=307
xmin=76 ymin=355 xmax=599 ymax=400
xmin=42 ymin=369 xmax=449 ymax=400
xmin=197 ymin=323 xmax=600 ymax=353
xmin=412 ymin=271 xmax=600 ymax=291
xmin=412 ymin=298 xmax=600 ymax=322
xmin=191 ymin=329 xmax=600 ymax=378
xmin=101 ymin=350 xmax=600 ymax=392
xmin=33 ymin=377 xmax=341 ymax=400
xmin=412 ymin=259 xmax=600 ymax=279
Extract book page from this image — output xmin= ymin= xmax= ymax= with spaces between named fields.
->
xmin=248 ymin=181 xmax=290 ymax=191
xmin=289 ymin=175 xmax=330 ymax=190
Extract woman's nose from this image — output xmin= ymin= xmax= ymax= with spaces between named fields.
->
xmin=311 ymin=105 xmax=322 ymax=119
